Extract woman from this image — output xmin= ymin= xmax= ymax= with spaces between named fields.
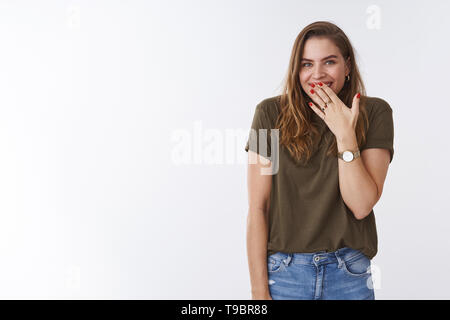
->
xmin=245 ymin=21 xmax=394 ymax=300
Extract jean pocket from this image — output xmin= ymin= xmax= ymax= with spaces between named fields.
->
xmin=267 ymin=253 xmax=287 ymax=273
xmin=341 ymin=253 xmax=371 ymax=277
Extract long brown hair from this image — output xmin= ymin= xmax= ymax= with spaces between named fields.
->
xmin=276 ymin=21 xmax=369 ymax=165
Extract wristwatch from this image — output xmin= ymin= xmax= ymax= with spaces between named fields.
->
xmin=337 ymin=149 xmax=360 ymax=162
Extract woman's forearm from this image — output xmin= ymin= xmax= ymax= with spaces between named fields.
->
xmin=246 ymin=208 xmax=270 ymax=296
xmin=336 ymin=132 xmax=378 ymax=220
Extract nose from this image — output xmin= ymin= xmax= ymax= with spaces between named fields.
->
xmin=312 ymin=64 xmax=327 ymax=79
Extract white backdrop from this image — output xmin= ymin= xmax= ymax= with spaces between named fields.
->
xmin=0 ymin=0 xmax=448 ymax=299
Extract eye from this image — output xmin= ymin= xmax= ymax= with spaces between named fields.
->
xmin=302 ymin=60 xmax=336 ymax=67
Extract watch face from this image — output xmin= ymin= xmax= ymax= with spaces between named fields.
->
xmin=343 ymin=151 xmax=354 ymax=162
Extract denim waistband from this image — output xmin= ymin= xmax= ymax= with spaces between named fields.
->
xmin=267 ymin=247 xmax=367 ymax=268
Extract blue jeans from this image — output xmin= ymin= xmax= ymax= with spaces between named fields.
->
xmin=267 ymin=247 xmax=375 ymax=300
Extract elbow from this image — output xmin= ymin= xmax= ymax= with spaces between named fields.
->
xmin=353 ymin=200 xmax=376 ymax=220
xmin=354 ymin=189 xmax=380 ymax=220
xmin=353 ymin=208 xmax=373 ymax=220
xmin=344 ymin=188 xmax=380 ymax=220
xmin=346 ymin=203 xmax=372 ymax=220
xmin=346 ymin=201 xmax=374 ymax=220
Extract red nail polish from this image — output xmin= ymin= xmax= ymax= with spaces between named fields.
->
xmin=308 ymin=102 xmax=313 ymax=106
xmin=310 ymin=89 xmax=315 ymax=94
xmin=309 ymin=83 xmax=315 ymax=88
xmin=318 ymin=82 xmax=323 ymax=86
xmin=357 ymin=93 xmax=361 ymax=98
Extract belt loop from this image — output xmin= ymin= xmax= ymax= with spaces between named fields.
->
xmin=334 ymin=250 xmax=343 ymax=269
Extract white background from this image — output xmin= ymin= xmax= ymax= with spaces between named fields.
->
xmin=0 ymin=0 xmax=448 ymax=299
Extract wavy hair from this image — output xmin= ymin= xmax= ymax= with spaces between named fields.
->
xmin=275 ymin=21 xmax=369 ymax=165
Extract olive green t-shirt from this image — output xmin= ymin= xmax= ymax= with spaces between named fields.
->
xmin=245 ymin=95 xmax=394 ymax=260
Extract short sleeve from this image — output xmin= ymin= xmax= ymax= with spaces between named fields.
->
xmin=244 ymin=102 xmax=274 ymax=161
xmin=361 ymin=98 xmax=395 ymax=163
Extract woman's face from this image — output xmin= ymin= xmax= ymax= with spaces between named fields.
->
xmin=299 ymin=37 xmax=350 ymax=97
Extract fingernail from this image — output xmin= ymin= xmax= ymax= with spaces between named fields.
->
xmin=310 ymin=89 xmax=315 ymax=94
xmin=308 ymin=102 xmax=313 ymax=106
xmin=318 ymin=82 xmax=323 ymax=86
xmin=309 ymin=83 xmax=315 ymax=88
xmin=356 ymin=93 xmax=361 ymax=98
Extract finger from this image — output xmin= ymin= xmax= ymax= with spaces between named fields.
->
xmin=317 ymin=82 xmax=339 ymax=105
xmin=352 ymin=92 xmax=360 ymax=116
xmin=309 ymin=87 xmax=328 ymax=110
xmin=314 ymin=86 xmax=332 ymax=108
xmin=308 ymin=101 xmax=325 ymax=120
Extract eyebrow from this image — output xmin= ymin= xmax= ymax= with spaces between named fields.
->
xmin=301 ymin=55 xmax=338 ymax=62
